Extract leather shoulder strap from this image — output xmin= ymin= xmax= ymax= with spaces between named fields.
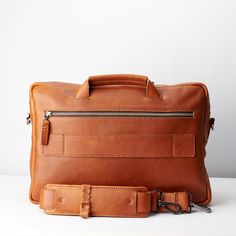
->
xmin=40 ymin=184 xmax=191 ymax=218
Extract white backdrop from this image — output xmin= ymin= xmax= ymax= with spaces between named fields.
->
xmin=0 ymin=0 xmax=235 ymax=177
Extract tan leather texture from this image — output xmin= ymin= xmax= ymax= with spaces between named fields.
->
xmin=28 ymin=74 xmax=212 ymax=206
xmin=39 ymin=184 xmax=190 ymax=218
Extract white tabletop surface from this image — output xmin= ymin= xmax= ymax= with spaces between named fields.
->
xmin=0 ymin=175 xmax=235 ymax=236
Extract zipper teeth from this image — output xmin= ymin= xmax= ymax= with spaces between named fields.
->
xmin=45 ymin=111 xmax=193 ymax=118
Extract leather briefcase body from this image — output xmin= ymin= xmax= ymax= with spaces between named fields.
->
xmin=28 ymin=74 xmax=213 ymax=207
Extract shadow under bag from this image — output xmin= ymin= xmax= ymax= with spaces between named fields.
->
xmin=27 ymin=74 xmax=214 ymax=218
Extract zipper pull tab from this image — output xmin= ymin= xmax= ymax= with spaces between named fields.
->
xmin=191 ymin=203 xmax=212 ymax=213
xmin=45 ymin=111 xmax=52 ymax=119
xmin=41 ymin=114 xmax=51 ymax=145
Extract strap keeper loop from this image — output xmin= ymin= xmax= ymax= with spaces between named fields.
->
xmin=80 ymin=184 xmax=91 ymax=219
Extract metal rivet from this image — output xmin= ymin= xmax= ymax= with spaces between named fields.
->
xmin=58 ymin=197 xmax=64 ymax=203
xmin=127 ymin=198 xmax=134 ymax=205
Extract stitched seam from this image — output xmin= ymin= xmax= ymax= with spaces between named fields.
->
xmin=73 ymin=97 xmax=163 ymax=101
xmin=53 ymin=189 xmax=58 ymax=210
xmin=45 ymin=211 xmax=145 ymax=217
xmin=201 ymin=85 xmax=210 ymax=203
xmin=90 ymin=82 xmax=146 ymax=85
xmin=192 ymin=135 xmax=196 ymax=157
xmin=47 ymin=185 xmax=144 ymax=191
xmin=41 ymin=122 xmax=49 ymax=144
xmin=48 ymin=133 xmax=194 ymax=137
xmin=62 ymin=134 xmax=65 ymax=155
xmin=43 ymin=155 xmax=195 ymax=158
xmin=90 ymin=80 xmax=146 ymax=85
xmin=43 ymin=108 xmax=193 ymax=112
xmin=42 ymin=189 xmax=56 ymax=210
xmin=172 ymin=135 xmax=174 ymax=158
xmin=89 ymin=78 xmax=146 ymax=82
xmin=91 ymin=213 xmax=146 ymax=217
xmin=80 ymin=185 xmax=91 ymax=217
xmin=51 ymin=129 xmax=192 ymax=135
xmin=43 ymin=134 xmax=195 ymax=157
xmin=45 ymin=185 xmax=144 ymax=215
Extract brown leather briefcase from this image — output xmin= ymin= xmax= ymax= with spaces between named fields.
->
xmin=27 ymin=74 xmax=214 ymax=218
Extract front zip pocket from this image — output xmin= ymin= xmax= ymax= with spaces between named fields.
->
xmin=41 ymin=110 xmax=193 ymax=145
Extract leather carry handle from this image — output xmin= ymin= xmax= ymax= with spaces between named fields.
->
xmin=76 ymin=74 xmax=161 ymax=99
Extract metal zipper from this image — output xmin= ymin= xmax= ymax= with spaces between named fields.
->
xmin=44 ymin=111 xmax=193 ymax=119
xmin=41 ymin=110 xmax=193 ymax=145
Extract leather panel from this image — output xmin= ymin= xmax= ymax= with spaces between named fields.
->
xmin=43 ymin=133 xmax=195 ymax=158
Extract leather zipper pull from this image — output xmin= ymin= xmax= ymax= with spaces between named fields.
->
xmin=41 ymin=119 xmax=50 ymax=145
